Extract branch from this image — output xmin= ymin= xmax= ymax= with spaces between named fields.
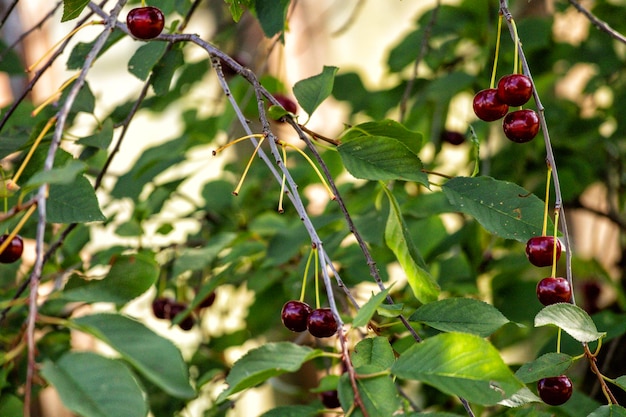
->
xmin=567 ymin=0 xmax=626 ymax=45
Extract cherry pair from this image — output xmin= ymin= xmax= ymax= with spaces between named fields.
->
xmin=281 ymin=300 xmax=338 ymax=338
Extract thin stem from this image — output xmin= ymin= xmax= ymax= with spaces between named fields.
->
xmin=279 ymin=141 xmax=335 ymax=200
xmin=550 ymin=209 xmax=560 ymax=279
xmin=301 ymin=247 xmax=315 ymax=303
xmin=541 ymin=163 xmax=552 ymax=236
xmin=12 ymin=117 xmax=57 ymax=185
xmin=232 ymin=135 xmax=265 ymax=196
xmin=490 ymin=14 xmax=503 ymax=89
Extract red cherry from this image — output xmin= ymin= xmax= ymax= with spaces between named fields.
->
xmin=320 ymin=390 xmax=340 ymax=408
xmin=526 ymin=236 xmax=562 ymax=267
xmin=0 ymin=234 xmax=24 ymax=263
xmin=472 ymin=89 xmax=509 ymax=122
xmin=169 ymin=302 xmax=195 ymax=331
xmin=440 ymin=130 xmax=465 ymax=145
xmin=126 ymin=7 xmax=165 ymax=40
xmin=502 ymin=109 xmax=540 ymax=143
xmin=497 ymin=74 xmax=533 ymax=106
xmin=197 ymin=291 xmax=216 ymax=309
xmin=537 ymin=375 xmax=573 ymax=405
xmin=151 ymin=297 xmax=174 ymax=319
xmin=281 ymin=300 xmax=312 ymax=332
xmin=307 ymin=308 xmax=338 ymax=338
xmin=536 ymin=277 xmax=572 ymax=306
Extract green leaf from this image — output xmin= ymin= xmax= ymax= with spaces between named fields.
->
xmin=0 ymin=394 xmax=22 ymax=417
xmin=534 ymin=303 xmax=606 ymax=343
xmin=41 ymin=351 xmax=148 ymax=417
xmin=151 ymin=47 xmax=185 ymax=95
xmin=172 ymin=233 xmax=237 ymax=277
xmin=383 ymin=186 xmax=439 ymax=304
xmin=63 ymin=253 xmax=159 ymax=306
xmin=614 ymin=375 xmax=626 ymax=392
xmin=338 ymin=135 xmax=428 ymax=184
xmin=343 ymin=120 xmax=423 ymax=155
xmin=352 ymin=337 xmax=396 ymax=372
xmin=442 ymin=176 xmax=546 ymax=242
xmin=47 ymin=175 xmax=105 ymax=223
xmin=73 ymin=313 xmax=195 ymax=399
xmin=254 ymin=0 xmax=290 ymax=38
xmin=514 ymin=352 xmax=573 ymax=383
xmin=217 ymin=342 xmax=323 ymax=402
xmin=66 ymin=30 xmax=125 ymax=70
xmin=25 ymin=160 xmax=87 ymax=188
xmin=352 ymin=288 xmax=391 ymax=328
xmin=293 ymin=66 xmax=338 ymax=117
xmin=338 ymin=372 xmax=400 ymax=417
xmin=391 ymin=332 xmax=524 ymax=405
xmin=497 ymin=387 xmax=541 ymax=407
xmin=225 ymin=0 xmax=253 ymax=22
xmin=409 ymin=298 xmax=510 ymax=337
xmin=77 ymin=119 xmax=114 ymax=149
xmin=62 ymin=0 xmax=90 ymax=22
xmin=128 ymin=42 xmax=168 ymax=81
xmin=259 ymin=405 xmax=319 ymax=417
xmin=588 ymin=405 xmax=626 ymax=417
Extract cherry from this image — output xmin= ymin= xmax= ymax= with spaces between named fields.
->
xmin=502 ymin=109 xmax=540 ymax=143
xmin=320 ymin=390 xmax=340 ymax=409
xmin=281 ymin=300 xmax=312 ymax=332
xmin=497 ymin=74 xmax=533 ymax=106
xmin=537 ymin=277 xmax=571 ymax=306
xmin=0 ymin=234 xmax=24 ymax=263
xmin=307 ymin=308 xmax=338 ymax=338
xmin=197 ymin=291 xmax=216 ymax=309
xmin=537 ymin=375 xmax=573 ymax=406
xmin=526 ymin=236 xmax=562 ymax=267
xmin=169 ymin=302 xmax=195 ymax=331
xmin=440 ymin=130 xmax=465 ymax=145
xmin=126 ymin=6 xmax=165 ymax=40
xmin=472 ymin=89 xmax=509 ymax=122
xmin=272 ymin=94 xmax=298 ymax=115
xmin=151 ymin=297 xmax=173 ymax=319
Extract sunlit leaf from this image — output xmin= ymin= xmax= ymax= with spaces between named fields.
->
xmin=534 ymin=303 xmax=606 ymax=343
xmin=338 ymin=372 xmax=400 ymax=417
xmin=62 ymin=0 xmax=90 ymax=22
xmin=352 ymin=288 xmax=391 ymax=328
xmin=352 ymin=337 xmax=395 ymax=372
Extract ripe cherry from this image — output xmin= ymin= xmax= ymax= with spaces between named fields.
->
xmin=440 ymin=130 xmax=465 ymax=145
xmin=537 ymin=277 xmax=572 ymax=305
xmin=526 ymin=236 xmax=562 ymax=267
xmin=307 ymin=308 xmax=338 ymax=338
xmin=272 ymin=94 xmax=298 ymax=115
xmin=472 ymin=89 xmax=509 ymax=122
xmin=0 ymin=234 xmax=24 ymax=263
xmin=197 ymin=291 xmax=216 ymax=309
xmin=320 ymin=390 xmax=341 ymax=408
xmin=281 ymin=300 xmax=312 ymax=332
xmin=126 ymin=6 xmax=165 ymax=40
xmin=497 ymin=74 xmax=533 ymax=106
xmin=502 ymin=109 xmax=540 ymax=143
xmin=152 ymin=297 xmax=173 ymax=319
xmin=537 ymin=375 xmax=573 ymax=406
xmin=169 ymin=302 xmax=195 ymax=331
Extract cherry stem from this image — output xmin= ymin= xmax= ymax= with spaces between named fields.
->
xmin=541 ymin=163 xmax=552 ymax=236
xmin=0 ymin=204 xmax=36 ymax=256
xmin=12 ymin=117 xmax=57 ymax=185
xmin=550 ymin=209 xmax=560 ymax=279
xmin=31 ymin=73 xmax=80 ymax=117
xmin=584 ymin=343 xmax=619 ymax=405
xmin=212 ymin=133 xmax=265 ymax=155
xmin=278 ymin=144 xmax=288 ymax=213
xmin=27 ymin=21 xmax=100 ymax=73
xmin=489 ymin=14 xmax=503 ymax=89
xmin=511 ymin=18 xmax=520 ymax=74
xmin=301 ymin=247 xmax=315 ymax=303
xmin=556 ymin=328 xmax=562 ymax=354
xmin=314 ymin=247 xmax=321 ymax=309
xmin=279 ymin=141 xmax=335 ymax=200
xmin=232 ymin=136 xmax=266 ymax=196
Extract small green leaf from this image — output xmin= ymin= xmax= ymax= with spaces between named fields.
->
xmin=268 ymin=105 xmax=290 ymax=120
xmin=338 ymin=372 xmax=400 ymax=417
xmin=74 ymin=313 xmax=195 ymax=399
xmin=254 ymin=0 xmax=290 ymax=38
xmin=614 ymin=375 xmax=626 ymax=392
xmin=41 ymin=351 xmax=148 ymax=417
xmin=217 ymin=342 xmax=323 ymax=402
xmin=409 ymin=298 xmax=510 ymax=337
xmin=342 ymin=120 xmax=423 ymax=155
xmin=260 ymin=405 xmax=319 ymax=417
xmin=225 ymin=0 xmax=253 ymax=22
xmin=62 ymin=0 xmax=90 ymax=22
xmin=352 ymin=337 xmax=395 ymax=372
xmin=391 ymin=332 xmax=524 ymax=405
xmin=172 ymin=233 xmax=237 ymax=277
xmin=0 ymin=394 xmax=22 ymax=417
xmin=151 ymin=47 xmax=185 ymax=95
xmin=587 ymin=405 xmax=626 ymax=417
xmin=534 ymin=303 xmax=606 ymax=343
xmin=338 ymin=136 xmax=428 ymax=184
xmin=77 ymin=119 xmax=114 ymax=149
xmin=383 ymin=186 xmax=439 ymax=304
xmin=352 ymin=288 xmax=391 ymax=328
xmin=498 ymin=387 xmax=541 ymax=407
xmin=47 ymin=176 xmax=106 ymax=223
xmin=293 ymin=66 xmax=338 ymax=117
xmin=63 ymin=253 xmax=158 ymax=306
xmin=25 ymin=160 xmax=87 ymax=188
xmin=128 ymin=42 xmax=168 ymax=81
xmin=514 ymin=352 xmax=573 ymax=383
xmin=442 ymin=176 xmax=546 ymax=242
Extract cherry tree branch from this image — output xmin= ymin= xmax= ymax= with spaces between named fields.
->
xmin=567 ymin=0 xmax=626 ymax=45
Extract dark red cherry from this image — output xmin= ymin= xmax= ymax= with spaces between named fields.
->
xmin=526 ymin=236 xmax=562 ymax=267
xmin=320 ymin=390 xmax=341 ymax=408
xmin=0 ymin=234 xmax=24 ymax=263
xmin=126 ymin=7 xmax=165 ymax=40
xmin=537 ymin=277 xmax=572 ymax=306
xmin=281 ymin=300 xmax=312 ymax=332
xmin=440 ymin=130 xmax=465 ymax=145
xmin=272 ymin=94 xmax=298 ymax=115
xmin=537 ymin=375 xmax=573 ymax=406
xmin=472 ymin=89 xmax=509 ymax=122
xmin=197 ymin=291 xmax=216 ymax=309
xmin=169 ymin=302 xmax=195 ymax=331
xmin=497 ymin=74 xmax=533 ymax=106
xmin=307 ymin=308 xmax=338 ymax=338
xmin=151 ymin=297 xmax=173 ymax=319
xmin=502 ymin=109 xmax=540 ymax=143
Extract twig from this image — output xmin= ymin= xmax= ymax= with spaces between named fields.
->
xmin=567 ymin=0 xmax=626 ymax=45
xmin=0 ymin=0 xmax=19 ymax=30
